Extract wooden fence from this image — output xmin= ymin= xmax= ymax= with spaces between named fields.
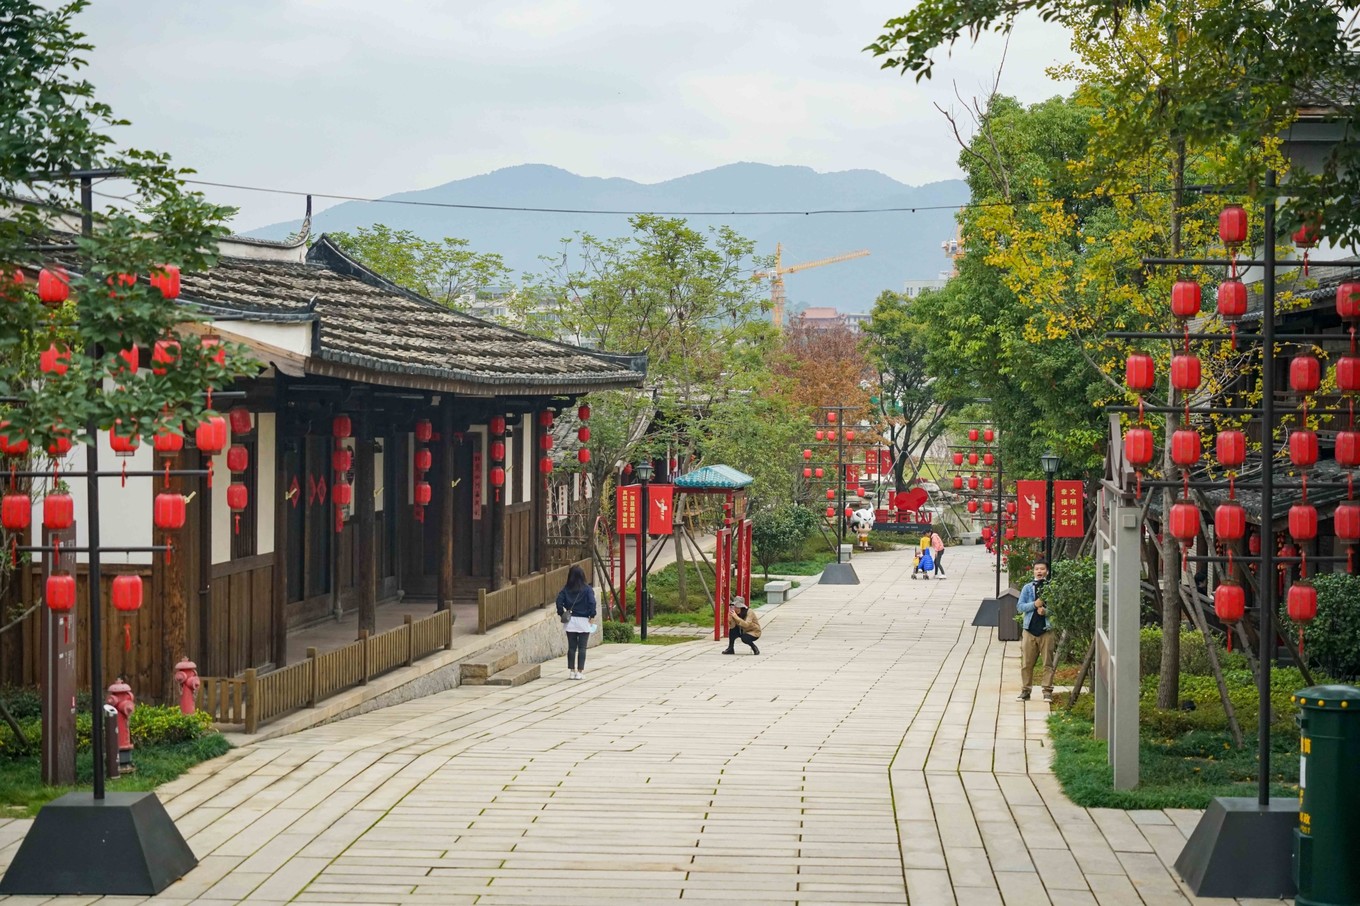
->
xmin=478 ymin=559 xmax=592 ymax=634
xmin=197 ymin=607 xmax=455 ymax=733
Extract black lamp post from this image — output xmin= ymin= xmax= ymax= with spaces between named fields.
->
xmin=636 ymin=459 xmax=653 ymax=641
xmin=1040 ymin=451 xmax=1060 ymax=566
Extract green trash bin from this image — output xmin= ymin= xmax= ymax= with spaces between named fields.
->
xmin=1293 ymin=684 xmax=1360 ymax=906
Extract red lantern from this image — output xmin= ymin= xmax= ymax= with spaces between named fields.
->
xmin=827 ymin=412 xmax=837 ymax=423
xmin=1124 ymin=427 xmax=1155 ymax=467
xmin=1290 ymin=430 xmax=1319 ymax=468
xmin=825 ymin=506 xmax=835 ymax=518
xmin=195 ymin=414 xmax=227 ymax=455
xmin=154 ymin=492 xmax=186 ymax=531
xmin=1294 ymin=222 xmax=1321 ymax=249
xmin=1171 ymin=281 xmax=1202 ymax=319
xmin=200 ymin=335 xmax=226 ymax=366
xmin=490 ymin=466 xmax=505 ymax=487
xmin=47 ymin=433 xmax=72 ymax=457
xmin=150 ymin=264 xmax=180 ymax=300
xmin=1336 ymin=431 xmax=1360 ymax=468
xmin=1287 ymin=583 xmax=1318 ymax=623
xmin=45 ymin=574 xmax=75 ymax=612
xmin=1216 ymin=430 xmax=1246 ymax=468
xmin=412 ymin=449 xmax=431 ymax=472
xmin=1289 ymin=355 xmax=1321 ymax=393
xmin=1125 ymin=353 xmax=1155 ymax=392
xmin=983 ymin=476 xmax=994 ymax=490
xmin=826 ymin=489 xmax=835 ymax=500
xmin=814 ymin=468 xmax=824 ymax=478
xmin=537 ymin=411 xmax=554 ymax=428
xmin=968 ymin=475 xmax=979 ymax=491
xmin=539 ymin=456 xmax=553 ymax=474
xmin=43 ymin=493 xmax=74 ymax=530
xmin=112 ymin=575 xmax=143 ymax=613
xmin=967 ymin=452 xmax=978 ymax=466
xmin=1005 ymin=528 xmax=1016 ymax=541
xmin=1219 ymin=204 xmax=1248 ymax=248
xmin=490 ymin=416 xmax=506 ymax=436
xmin=1007 ymin=502 xmax=1017 ymax=514
xmin=1215 ymin=503 xmax=1247 ymax=541
xmin=1248 ymin=532 xmax=1262 ymax=556
xmin=39 ymin=343 xmax=69 ymax=376
xmin=952 ymin=476 xmax=963 ymax=490
xmin=331 ymin=482 xmax=351 ymax=507
xmin=116 ymin=345 xmax=139 ymax=375
xmin=414 ymin=481 xmax=432 ymax=506
xmin=982 ymin=500 xmax=994 ymax=514
xmin=1171 ymin=429 xmax=1202 ymax=467
xmin=827 ymin=431 xmax=837 ymax=442
xmin=154 ymin=424 xmax=183 ymax=455
xmin=968 ymin=429 xmax=980 ymax=442
xmin=803 ymin=467 xmax=812 ymax=479
xmin=1 ymin=494 xmax=31 ymax=532
xmin=578 ymin=404 xmax=591 ymax=421
xmin=1214 ymin=583 xmax=1245 ymax=623
xmin=578 ymin=427 xmax=591 ymax=444
xmin=1170 ymin=355 xmax=1201 ymax=391
xmin=846 ymin=430 xmax=856 ymax=442
xmin=332 ymin=415 xmax=352 ymax=439
xmin=952 ymin=452 xmax=964 ymax=466
xmin=1289 ymin=503 xmax=1318 ymax=542
xmin=226 ymin=444 xmax=249 ymax=473
xmin=151 ymin=338 xmax=179 ymax=375
xmin=227 ymin=481 xmax=249 ymax=511
xmin=1338 ymin=356 xmax=1360 ymax=393
xmin=1337 ymin=283 xmax=1360 ymax=320
xmin=578 ymin=448 xmax=591 ymax=464
xmin=983 ymin=429 xmax=995 ymax=443
xmin=1336 ymin=503 xmax=1360 ymax=541
xmin=228 ymin=406 xmax=252 ymax=436
xmin=414 ymin=419 xmax=433 ymax=443
xmin=1169 ymin=502 xmax=1199 ymax=543
xmin=109 ymin=426 xmax=139 ymax=457
xmin=0 ymin=423 xmax=28 ymax=457
xmin=983 ymin=452 xmax=994 ymax=466
xmin=966 ymin=500 xmax=979 ymax=514
xmin=982 ymin=527 xmax=993 ymax=542
xmin=803 ymin=449 xmax=812 ymax=460
xmin=491 ymin=440 xmax=505 ymax=461
xmin=38 ymin=266 xmax=71 ymax=306
xmin=539 ymin=434 xmax=554 ymax=451
xmin=1216 ymin=280 xmax=1247 ymax=320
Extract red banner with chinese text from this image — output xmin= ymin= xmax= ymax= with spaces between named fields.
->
xmin=1015 ymin=480 xmax=1085 ymax=538
xmin=617 ymin=485 xmax=675 ymax=535
xmin=472 ymin=451 xmax=483 ymax=520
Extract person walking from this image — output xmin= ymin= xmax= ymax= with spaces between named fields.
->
xmin=1016 ymin=559 xmax=1055 ymax=701
xmin=930 ymin=530 xmax=946 ymax=577
xmin=723 ymin=596 xmax=761 ymax=655
xmin=555 ymin=565 xmax=597 ymax=680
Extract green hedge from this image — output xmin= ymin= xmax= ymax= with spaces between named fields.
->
xmin=0 ymin=705 xmax=214 ymax=761
xmin=1279 ymin=572 xmax=1360 ymax=682
xmin=602 ymin=621 xmax=635 ymax=643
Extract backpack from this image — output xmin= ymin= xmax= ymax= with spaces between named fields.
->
xmin=920 ymin=549 xmax=934 ymax=572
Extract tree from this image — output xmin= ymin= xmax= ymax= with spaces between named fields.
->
xmin=329 ymin=224 xmax=511 ymax=311
xmin=750 ymin=504 xmax=814 ymax=578
xmin=772 ymin=321 xmax=873 ymax=416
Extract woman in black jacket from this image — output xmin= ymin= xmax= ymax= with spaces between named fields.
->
xmin=555 ymin=565 xmax=597 ymax=680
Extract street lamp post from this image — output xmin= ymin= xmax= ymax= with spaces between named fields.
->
xmin=1040 ymin=451 xmax=1060 ymax=566
xmin=636 ymin=459 xmax=653 ymax=642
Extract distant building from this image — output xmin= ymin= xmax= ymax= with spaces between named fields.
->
xmin=942 ymin=228 xmax=965 ymax=277
xmin=794 ymin=306 xmax=849 ymax=329
xmin=902 ymin=279 xmax=948 ymax=299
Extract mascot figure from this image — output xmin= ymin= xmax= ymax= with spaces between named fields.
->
xmin=848 ymin=505 xmax=876 ymax=551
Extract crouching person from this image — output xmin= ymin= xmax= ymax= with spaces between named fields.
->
xmin=723 ymin=596 xmax=761 ymax=655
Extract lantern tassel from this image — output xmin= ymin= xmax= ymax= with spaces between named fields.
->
xmin=121 ymin=459 xmax=127 ymax=488
xmin=234 ymin=514 xmax=240 ymax=535
xmin=207 ymin=459 xmax=214 ymax=488
xmin=63 ymin=616 xmax=68 ymax=646
xmin=124 ymin=621 xmax=131 ymax=652
xmin=165 ymin=535 xmax=172 ymax=565
xmin=1303 ymin=249 xmax=1310 ymax=277
xmin=1226 ymin=631 xmax=1232 ymax=653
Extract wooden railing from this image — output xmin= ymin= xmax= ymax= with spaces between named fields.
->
xmin=198 ymin=607 xmax=456 ymax=733
xmin=478 ymin=559 xmax=593 ymax=633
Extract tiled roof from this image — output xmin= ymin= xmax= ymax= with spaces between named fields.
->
xmin=179 ymin=236 xmax=645 ymax=396
xmin=673 ymin=465 xmax=754 ymax=489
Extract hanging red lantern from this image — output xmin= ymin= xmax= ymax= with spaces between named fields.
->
xmin=952 ymin=476 xmax=964 ymax=490
xmin=490 ymin=416 xmax=506 ymax=436
xmin=826 ymin=489 xmax=835 ymax=501
xmin=228 ymin=406 xmax=252 ymax=436
xmin=1124 ymin=427 xmax=1155 ymax=467
xmin=1170 ymin=355 xmax=1201 ymax=391
xmin=1335 ymin=431 xmax=1360 ymax=468
xmin=149 ymin=264 xmax=180 ymax=299
xmin=43 ymin=493 xmax=74 ymax=530
xmin=982 ymin=500 xmax=994 ymax=514
xmin=982 ymin=527 xmax=993 ymax=542
xmin=1005 ymin=528 xmax=1016 ymax=541
xmin=578 ymin=448 xmax=591 ymax=464
xmin=109 ymin=425 xmax=139 ymax=457
xmin=1294 ymin=221 xmax=1321 ymax=249
xmin=1214 ymin=503 xmax=1247 ymax=541
xmin=151 ymin=338 xmax=179 ymax=375
xmin=1338 ymin=356 xmax=1360 ymax=393
xmin=966 ymin=499 xmax=979 ymax=514
xmin=412 ymin=449 xmax=431 ymax=472
xmin=39 ymin=343 xmax=70 ymax=376
xmin=983 ymin=452 xmax=994 ymax=466
xmin=1171 ymin=281 xmax=1202 ymax=319
xmin=414 ymin=419 xmax=433 ymax=443
xmin=1219 ymin=205 xmax=1248 ymax=248
xmin=200 ymin=335 xmax=227 ymax=366
xmin=1290 ymin=429 xmax=1319 ymax=468
xmin=154 ymin=492 xmax=186 ymax=531
xmin=1169 ymin=502 xmax=1200 ymax=543
xmin=845 ymin=430 xmax=856 ymax=442
xmin=332 ymin=414 xmax=352 ymax=439
xmin=537 ymin=411 xmax=554 ymax=428
xmin=116 ymin=345 xmax=139 ymax=375
xmin=1248 ymin=532 xmax=1262 ymax=556
xmin=983 ymin=429 xmax=995 ymax=443
xmin=814 ymin=429 xmax=825 ymax=441
xmin=37 ymin=266 xmax=70 ymax=306
xmin=968 ymin=475 xmax=979 ymax=491
xmin=45 ymin=574 xmax=76 ymax=612
xmin=1214 ymin=583 xmax=1245 ymax=623
xmin=490 ymin=466 xmax=505 ymax=487
xmin=414 ymin=481 xmax=432 ymax=506
xmin=1125 ymin=353 xmax=1155 ymax=392
xmin=539 ymin=434 xmax=553 ymax=451
xmin=1216 ymin=430 xmax=1246 ymax=468
xmin=1 ymin=494 xmax=31 ymax=532
xmin=1289 ymin=503 xmax=1318 ymax=542
xmin=967 ymin=452 xmax=979 ymax=466
xmin=952 ymin=452 xmax=964 ymax=466
xmin=112 ymin=575 xmax=143 ymax=613
xmin=827 ymin=430 xmax=837 ymax=442
xmin=578 ymin=426 xmax=591 ymax=443
xmin=803 ymin=467 xmax=812 ymax=479
xmin=331 ymin=481 xmax=352 ymax=506
xmin=1289 ymin=354 xmax=1322 ymax=393
xmin=814 ymin=468 xmax=824 ymax=478
xmin=825 ymin=506 xmax=835 ymax=518
xmin=226 ymin=444 xmax=249 ymax=474
xmin=968 ymin=428 xmax=979 ymax=442
xmin=983 ymin=476 xmax=994 ymax=491
xmin=1335 ymin=503 xmax=1360 ymax=541
xmin=0 ymin=423 xmax=28 ymax=457
xmin=47 ymin=433 xmax=72 ymax=457
xmin=154 ymin=424 xmax=183 ymax=456
xmin=195 ymin=414 xmax=227 ymax=455
xmin=803 ymin=449 xmax=812 ymax=460
xmin=1007 ymin=501 xmax=1017 ymax=515
xmin=1216 ymin=280 xmax=1248 ymax=320
xmin=491 ymin=440 xmax=506 ymax=461
xmin=1337 ymin=283 xmax=1360 ymax=320
xmin=227 ymin=481 xmax=249 ymax=511
xmin=539 ymin=456 xmax=553 ymax=475
xmin=1287 ymin=583 xmax=1318 ymax=623
xmin=578 ymin=404 xmax=591 ymax=421
xmin=827 ymin=412 xmax=838 ymax=424
xmin=1171 ymin=429 xmax=1202 ymax=468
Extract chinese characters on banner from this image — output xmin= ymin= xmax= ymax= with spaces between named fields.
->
xmin=616 ymin=484 xmax=676 ymax=536
xmin=1014 ymin=480 xmax=1085 ymax=538
xmin=471 ymin=451 xmax=483 ymax=521
xmin=865 ymin=450 xmax=893 ymax=477
xmin=844 ymin=464 xmax=859 ymax=490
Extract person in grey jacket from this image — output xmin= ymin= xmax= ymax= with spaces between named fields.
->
xmin=1015 ymin=560 xmax=1054 ymax=701
xmin=555 ymin=565 xmax=597 ymax=680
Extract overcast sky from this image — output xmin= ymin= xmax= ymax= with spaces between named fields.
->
xmin=76 ymin=1 xmax=1075 ymax=232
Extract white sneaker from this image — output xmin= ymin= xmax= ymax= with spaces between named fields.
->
xmin=568 ymin=670 xmax=578 ymax=680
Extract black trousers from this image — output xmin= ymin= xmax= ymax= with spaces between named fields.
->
xmin=726 ymin=629 xmax=758 ymax=651
xmin=933 ymin=549 xmax=946 ymax=575
xmin=566 ymin=631 xmax=589 ymax=670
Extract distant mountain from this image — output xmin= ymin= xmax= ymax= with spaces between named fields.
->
xmin=244 ymin=163 xmax=968 ymax=313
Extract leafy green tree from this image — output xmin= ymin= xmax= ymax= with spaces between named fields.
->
xmin=751 ymin=504 xmax=815 ymax=578
xmin=329 ymin=224 xmax=511 ymax=310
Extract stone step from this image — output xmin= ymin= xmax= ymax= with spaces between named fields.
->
xmin=485 ymin=662 xmax=541 ymax=687
xmin=460 ymin=649 xmax=519 ymax=681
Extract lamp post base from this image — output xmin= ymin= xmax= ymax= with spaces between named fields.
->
xmin=1173 ymin=796 xmax=1298 ymax=898
xmin=0 ymin=791 xmax=197 ymax=895
xmin=819 ymin=562 xmax=859 ymax=584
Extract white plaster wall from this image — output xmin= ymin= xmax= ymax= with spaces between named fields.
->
xmin=375 ymin=442 xmax=385 ymax=513
xmin=518 ymin=413 xmax=533 ymax=505
xmin=47 ymin=439 xmax=154 ymax=566
xmin=257 ymin=412 xmax=276 ymax=555
xmin=218 ymin=320 xmax=312 ymax=356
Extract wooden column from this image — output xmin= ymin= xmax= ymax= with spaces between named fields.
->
xmin=437 ymin=400 xmax=455 ymax=610
xmin=197 ymin=442 xmax=213 ymax=676
xmin=533 ymin=411 xmax=546 ymax=573
xmin=355 ymin=408 xmax=376 ymax=636
xmin=271 ymin=377 xmax=289 ymax=668
xmin=161 ymin=448 xmax=188 ymax=700
xmin=491 ymin=417 xmax=506 ymax=590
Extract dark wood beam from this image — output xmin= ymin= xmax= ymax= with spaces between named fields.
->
xmin=438 ymin=398 xmax=455 ymax=610
xmin=355 ymin=406 xmax=376 ymax=635
xmin=271 ymin=377 xmax=290 ymax=667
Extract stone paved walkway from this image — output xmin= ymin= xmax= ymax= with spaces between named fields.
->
xmin=0 ymin=546 xmax=1289 ymax=904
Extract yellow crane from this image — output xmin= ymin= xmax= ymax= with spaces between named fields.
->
xmin=754 ymin=243 xmax=871 ymax=329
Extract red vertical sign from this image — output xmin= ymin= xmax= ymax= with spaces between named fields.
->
xmin=472 ymin=451 xmax=483 ymax=520
xmin=617 ymin=486 xmax=640 ymax=535
xmin=618 ymin=485 xmax=674 ymax=535
xmin=1015 ymin=480 xmax=1046 ymax=538
xmin=1055 ymin=480 xmax=1085 ymax=537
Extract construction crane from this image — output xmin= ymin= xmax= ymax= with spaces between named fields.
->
xmin=754 ymin=243 xmax=871 ymax=329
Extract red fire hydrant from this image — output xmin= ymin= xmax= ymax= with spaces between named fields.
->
xmin=106 ymin=679 xmax=135 ymax=767
xmin=173 ymin=658 xmax=200 ymax=715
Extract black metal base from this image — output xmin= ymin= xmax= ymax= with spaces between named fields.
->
xmin=972 ymin=597 xmax=999 ymax=627
xmin=1174 ymin=796 xmax=1298 ymax=899
xmin=819 ymin=562 xmax=860 ymax=585
xmin=0 ymin=791 xmax=197 ymax=895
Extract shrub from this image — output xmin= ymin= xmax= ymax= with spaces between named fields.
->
xmin=1006 ymin=539 xmax=1040 ymax=589
xmin=1044 ymin=557 xmax=1096 ymax=660
xmin=1139 ymin=626 xmax=1248 ymax=678
xmin=751 ymin=505 xmax=815 ymax=578
xmin=1279 ymin=572 xmax=1360 ymax=682
xmin=0 ymin=705 xmax=215 ymax=759
xmin=602 ymin=621 xmax=635 ymax=643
